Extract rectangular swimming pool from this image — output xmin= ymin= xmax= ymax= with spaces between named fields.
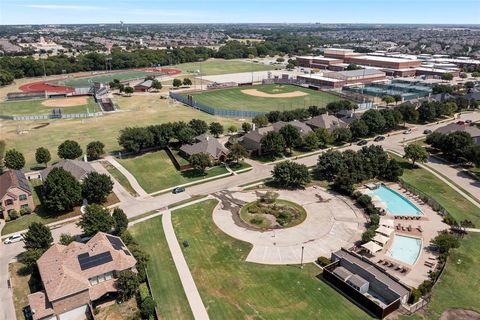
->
xmin=369 ymin=185 xmax=422 ymax=216
xmin=388 ymin=235 xmax=422 ymax=265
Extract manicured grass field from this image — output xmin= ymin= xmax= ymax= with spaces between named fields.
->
xmin=186 ymin=84 xmax=341 ymax=112
xmin=101 ymin=161 xmax=139 ymax=197
xmin=171 ymin=199 xmax=371 ymax=319
xmin=50 ymin=70 xmax=165 ymax=88
xmin=175 ymin=59 xmax=275 ymax=76
xmin=0 ymin=97 xmax=99 ymax=116
xmin=117 ymin=150 xmax=228 ymax=193
xmin=3 ymin=96 xmax=241 ymax=169
xmin=130 ymin=216 xmax=194 ymax=320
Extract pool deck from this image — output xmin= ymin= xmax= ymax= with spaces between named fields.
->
xmin=362 ymin=183 xmax=449 ymax=288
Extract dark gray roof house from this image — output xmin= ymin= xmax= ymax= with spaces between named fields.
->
xmin=180 ymin=134 xmax=230 ymax=161
xmin=305 ymin=114 xmax=348 ymax=131
xmin=435 ymin=123 xmax=480 ymax=144
xmin=40 ymin=159 xmax=95 ymax=181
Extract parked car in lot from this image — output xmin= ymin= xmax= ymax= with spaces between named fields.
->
xmin=357 ymin=140 xmax=368 ymax=146
xmin=4 ymin=234 xmax=24 ymax=244
xmin=456 ymin=121 xmax=465 ymax=125
xmin=374 ymin=135 xmax=385 ymax=142
xmin=423 ymin=129 xmax=432 ymax=134
xmin=173 ymin=187 xmax=186 ymax=194
xmin=403 ymin=129 xmax=412 ymax=134
xmin=465 ymin=119 xmax=473 ymax=124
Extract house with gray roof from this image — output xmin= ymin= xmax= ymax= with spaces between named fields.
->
xmin=434 ymin=123 xmax=480 ymax=144
xmin=40 ymin=159 xmax=95 ymax=182
xmin=0 ymin=170 xmax=35 ymax=218
xmin=305 ymin=114 xmax=348 ymax=131
xmin=179 ymin=134 xmax=230 ymax=162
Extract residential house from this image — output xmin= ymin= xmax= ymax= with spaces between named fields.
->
xmin=180 ymin=134 xmax=230 ymax=162
xmin=434 ymin=123 xmax=480 ymax=144
xmin=305 ymin=114 xmax=348 ymax=131
xmin=28 ymin=232 xmax=137 ymax=320
xmin=40 ymin=159 xmax=94 ymax=182
xmin=0 ymin=170 xmax=35 ymax=218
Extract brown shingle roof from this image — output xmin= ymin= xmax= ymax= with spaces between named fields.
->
xmin=37 ymin=232 xmax=136 ymax=302
xmin=27 ymin=291 xmax=55 ymax=320
xmin=0 ymin=170 xmax=31 ymax=200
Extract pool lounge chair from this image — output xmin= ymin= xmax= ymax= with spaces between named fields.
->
xmin=417 ymin=226 xmax=423 ymax=232
xmin=407 ymin=225 xmax=412 ymax=232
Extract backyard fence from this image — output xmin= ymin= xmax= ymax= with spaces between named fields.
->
xmin=145 ymin=268 xmax=160 ymax=320
xmin=169 ymin=91 xmax=265 ymax=118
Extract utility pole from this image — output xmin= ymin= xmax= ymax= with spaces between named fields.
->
xmin=300 ymin=246 xmax=305 ymax=269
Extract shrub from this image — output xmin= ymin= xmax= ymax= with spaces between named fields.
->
xmin=357 ymin=194 xmax=372 ymax=208
xmin=316 ymin=256 xmax=332 ymax=267
xmin=409 ymin=288 xmax=422 ymax=304
xmin=370 ymin=214 xmax=380 ymax=226
xmin=365 ymin=204 xmax=381 ymax=216
xmin=140 ymin=296 xmax=156 ymax=319
xmin=19 ymin=206 xmax=32 ymax=216
xmin=8 ymin=209 xmax=19 ymax=220
xmin=250 ymin=217 xmax=263 ymax=225
xmin=443 ymin=213 xmax=458 ymax=226
xmin=138 ymin=283 xmax=150 ymax=301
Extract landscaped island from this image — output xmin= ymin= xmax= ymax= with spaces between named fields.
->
xmin=239 ymin=191 xmax=306 ymax=229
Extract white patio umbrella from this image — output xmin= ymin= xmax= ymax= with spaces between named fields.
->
xmin=361 ymin=241 xmax=383 ymax=253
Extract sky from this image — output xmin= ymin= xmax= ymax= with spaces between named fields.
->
xmin=1 ymin=0 xmax=480 ymax=25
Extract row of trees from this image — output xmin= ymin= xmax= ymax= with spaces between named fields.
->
xmin=118 ymin=119 xmax=225 ymax=153
xmin=426 ymin=131 xmax=480 ymax=166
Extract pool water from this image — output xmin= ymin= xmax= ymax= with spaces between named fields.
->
xmin=388 ymin=235 xmax=422 ymax=265
xmin=369 ymin=185 xmax=422 ymax=216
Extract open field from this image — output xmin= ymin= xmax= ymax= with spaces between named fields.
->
xmin=2 ymin=96 xmax=241 ymax=169
xmin=186 ymin=84 xmax=341 ymax=112
xmin=0 ymin=97 xmax=99 ymax=116
xmin=174 ymin=59 xmax=275 ymax=76
xmin=130 ymin=216 xmax=194 ymax=320
xmin=49 ymin=70 xmax=166 ymax=88
xmin=170 ymin=199 xmax=370 ymax=319
xmin=117 ymin=150 xmax=229 ymax=193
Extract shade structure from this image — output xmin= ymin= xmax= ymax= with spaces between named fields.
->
xmin=361 ymin=241 xmax=383 ymax=253
xmin=376 ymin=225 xmax=394 ymax=237
xmin=380 ymin=218 xmax=394 ymax=228
xmin=373 ymin=234 xmax=390 ymax=246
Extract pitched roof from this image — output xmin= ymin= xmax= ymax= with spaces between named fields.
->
xmin=27 ymin=291 xmax=55 ymax=320
xmin=180 ymin=135 xmax=230 ymax=159
xmin=434 ymin=123 xmax=480 ymax=138
xmin=40 ymin=159 xmax=94 ymax=181
xmin=0 ymin=170 xmax=31 ymax=200
xmin=37 ymin=232 xmax=136 ymax=302
xmin=305 ymin=114 xmax=348 ymax=130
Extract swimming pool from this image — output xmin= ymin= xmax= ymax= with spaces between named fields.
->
xmin=369 ymin=185 xmax=422 ymax=216
xmin=388 ymin=235 xmax=422 ymax=265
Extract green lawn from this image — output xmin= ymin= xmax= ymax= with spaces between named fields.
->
xmin=130 ymin=216 xmax=194 ymax=320
xmin=117 ymin=150 xmax=228 ymax=193
xmin=101 ymin=161 xmax=139 ymax=197
xmin=50 ymin=70 xmax=165 ymax=88
xmin=0 ymin=97 xmax=99 ymax=116
xmin=186 ymin=84 xmax=341 ymax=112
xmin=175 ymin=59 xmax=275 ymax=76
xmin=171 ymin=199 xmax=371 ymax=319
xmin=392 ymin=154 xmax=480 ymax=226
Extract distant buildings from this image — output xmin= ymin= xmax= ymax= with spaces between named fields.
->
xmin=298 ymin=69 xmax=387 ymax=89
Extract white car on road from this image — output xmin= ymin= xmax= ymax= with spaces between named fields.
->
xmin=4 ymin=234 xmax=24 ymax=244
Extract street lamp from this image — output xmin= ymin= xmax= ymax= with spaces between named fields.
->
xmin=300 ymin=246 xmax=305 ymax=269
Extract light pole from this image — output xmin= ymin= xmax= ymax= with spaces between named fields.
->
xmin=300 ymin=246 xmax=305 ymax=269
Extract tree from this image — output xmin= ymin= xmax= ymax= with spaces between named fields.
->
xmin=332 ymin=127 xmax=352 ymax=144
xmin=4 ymin=149 xmax=25 ymax=170
xmin=404 ymin=144 xmax=429 ymax=168
xmin=117 ymin=270 xmax=140 ymax=301
xmin=59 ymin=233 xmax=75 ymax=245
xmin=22 ymin=248 xmax=44 ymax=272
xmin=209 ymin=122 xmax=224 ymax=137
xmin=418 ymin=102 xmax=437 ymax=123
xmin=86 ymin=141 xmax=105 ymax=160
xmin=124 ymin=86 xmax=134 ymax=95
xmin=252 ymin=114 xmax=268 ymax=128
xmin=151 ymin=79 xmax=162 ymax=90
xmin=332 ymin=169 xmax=356 ymax=195
xmin=118 ymin=127 xmax=154 ymax=153
xmin=227 ymin=125 xmax=237 ymax=133
xmin=82 ymin=172 xmax=113 ymax=204
xmin=183 ymin=78 xmax=192 ymax=86
xmin=272 ymin=161 xmax=311 ymax=188
xmin=23 ymin=222 xmax=53 ymax=250
xmin=361 ymin=229 xmax=376 ymax=243
xmin=380 ymin=109 xmax=400 ymax=131
xmin=0 ymin=70 xmax=14 ymax=86
xmin=315 ymin=150 xmax=344 ymax=181
xmin=242 ymin=122 xmax=252 ymax=133
xmin=441 ymin=73 xmax=454 ymax=81
xmin=381 ymin=159 xmax=403 ymax=182
xmin=302 ymin=132 xmax=319 ymax=151
xmin=35 ymin=147 xmax=51 ymax=167
xmin=189 ymin=153 xmax=211 ymax=173
xmin=396 ymin=103 xmax=419 ymax=125
xmin=228 ymin=142 xmax=248 ymax=164
xmin=58 ymin=140 xmax=82 ymax=159
xmin=77 ymin=204 xmax=114 ymax=237
xmin=112 ymin=208 xmax=129 ymax=234
xmin=140 ymin=296 xmax=156 ymax=319
xmin=326 ymin=100 xmax=355 ymax=114
xmin=381 ymin=95 xmax=395 ymax=105
xmin=349 ymin=119 xmax=369 ymax=138
xmin=314 ymin=128 xmax=334 ymax=148
xmin=393 ymin=94 xmax=403 ymax=104
xmin=361 ymin=109 xmax=386 ymax=134
xmin=260 ymin=131 xmax=286 ymax=155
xmin=346 ymin=64 xmax=362 ymax=71
xmin=176 ymin=127 xmax=196 ymax=144
xmin=43 ymin=167 xmax=82 ymax=212
xmin=279 ymin=124 xmax=301 ymax=152
xmin=188 ymin=119 xmax=208 ymax=136
xmin=431 ymin=231 xmax=460 ymax=253
xmin=172 ymin=78 xmax=182 ymax=88
xmin=307 ymin=105 xmax=323 ymax=117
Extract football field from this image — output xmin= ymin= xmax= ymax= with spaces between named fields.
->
xmin=185 ymin=84 xmax=341 ymax=112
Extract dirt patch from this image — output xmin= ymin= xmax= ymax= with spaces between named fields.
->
xmin=440 ymin=309 xmax=480 ymax=320
xmin=41 ymin=96 xmax=88 ymax=107
xmin=241 ymin=89 xmax=308 ymax=98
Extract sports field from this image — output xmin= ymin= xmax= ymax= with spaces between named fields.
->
xmin=49 ymin=70 xmax=166 ymax=88
xmin=186 ymin=84 xmax=341 ymax=112
xmin=0 ymin=97 xmax=100 ymax=116
xmin=175 ymin=59 xmax=275 ymax=76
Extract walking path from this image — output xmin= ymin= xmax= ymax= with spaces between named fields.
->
xmin=105 ymin=156 xmax=149 ymax=197
xmin=162 ymin=211 xmax=210 ymax=320
xmin=90 ymin=161 xmax=135 ymax=203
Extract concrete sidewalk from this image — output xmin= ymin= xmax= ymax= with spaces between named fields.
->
xmin=105 ymin=156 xmax=149 ymax=197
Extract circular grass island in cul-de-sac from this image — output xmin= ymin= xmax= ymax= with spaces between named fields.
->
xmin=239 ymin=192 xmax=307 ymax=230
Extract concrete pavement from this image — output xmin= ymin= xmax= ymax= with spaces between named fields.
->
xmin=105 ymin=156 xmax=149 ymax=197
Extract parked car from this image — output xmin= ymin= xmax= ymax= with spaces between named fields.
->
xmin=456 ymin=121 xmax=465 ymax=125
xmin=4 ymin=234 xmax=24 ymax=244
xmin=465 ymin=119 xmax=473 ymax=124
xmin=173 ymin=187 xmax=186 ymax=194
xmin=403 ymin=129 xmax=412 ymax=134
xmin=357 ymin=140 xmax=368 ymax=146
xmin=374 ymin=135 xmax=385 ymax=142
xmin=423 ymin=129 xmax=432 ymax=134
